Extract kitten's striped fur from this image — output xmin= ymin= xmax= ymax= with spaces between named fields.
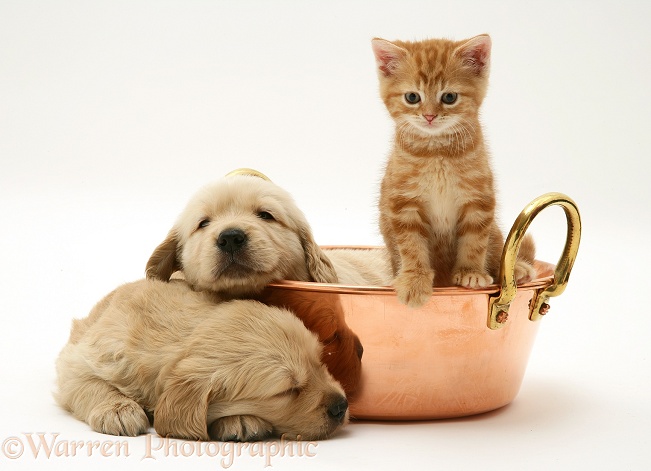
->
xmin=373 ymin=35 xmax=535 ymax=308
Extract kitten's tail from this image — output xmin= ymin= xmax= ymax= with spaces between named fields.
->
xmin=513 ymin=234 xmax=537 ymax=283
xmin=518 ymin=234 xmax=536 ymax=264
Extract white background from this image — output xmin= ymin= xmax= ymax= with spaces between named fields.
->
xmin=1 ymin=0 xmax=650 ymax=469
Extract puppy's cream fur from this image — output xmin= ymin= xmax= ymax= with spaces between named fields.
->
xmin=56 ymin=279 xmax=348 ymax=441
xmin=323 ymin=247 xmax=393 ymax=286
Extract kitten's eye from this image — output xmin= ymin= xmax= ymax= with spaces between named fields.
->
xmin=441 ymin=92 xmax=458 ymax=104
xmin=404 ymin=92 xmax=421 ymax=104
xmin=198 ymin=219 xmax=210 ymax=229
xmin=257 ymin=211 xmax=275 ymax=221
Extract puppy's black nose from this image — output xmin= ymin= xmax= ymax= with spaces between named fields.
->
xmin=327 ymin=396 xmax=348 ymax=423
xmin=217 ymin=229 xmax=247 ymax=254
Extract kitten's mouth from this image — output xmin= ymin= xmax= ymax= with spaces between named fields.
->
xmin=414 ymin=115 xmax=460 ymax=135
xmin=414 ymin=121 xmax=446 ymax=135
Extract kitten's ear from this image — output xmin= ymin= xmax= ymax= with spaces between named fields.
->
xmin=145 ymin=229 xmax=182 ymax=281
xmin=372 ymin=38 xmax=407 ymax=77
xmin=455 ymin=34 xmax=491 ymax=76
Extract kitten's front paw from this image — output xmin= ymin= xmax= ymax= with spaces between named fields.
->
xmin=453 ymin=269 xmax=493 ymax=289
xmin=393 ymin=269 xmax=434 ymax=308
xmin=515 ymin=261 xmax=537 ymax=284
xmin=88 ymin=400 xmax=149 ymax=437
xmin=208 ymin=415 xmax=273 ymax=442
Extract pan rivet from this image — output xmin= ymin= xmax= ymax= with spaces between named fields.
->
xmin=496 ymin=311 xmax=509 ymax=324
xmin=539 ymin=303 xmax=550 ymax=316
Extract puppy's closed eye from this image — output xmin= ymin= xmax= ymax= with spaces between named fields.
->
xmin=197 ymin=219 xmax=210 ymax=230
xmin=273 ymin=387 xmax=301 ymax=399
xmin=271 ymin=376 xmax=304 ymax=399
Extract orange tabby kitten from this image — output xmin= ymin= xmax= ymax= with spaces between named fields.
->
xmin=372 ymin=34 xmax=535 ymax=308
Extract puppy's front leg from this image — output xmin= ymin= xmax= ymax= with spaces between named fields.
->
xmin=56 ymin=345 xmax=150 ymax=436
xmin=86 ymin=388 xmax=150 ymax=437
xmin=208 ymin=415 xmax=273 ymax=442
xmin=58 ymin=373 xmax=149 ymax=436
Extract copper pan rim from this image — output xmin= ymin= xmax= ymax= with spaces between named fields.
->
xmin=268 ymin=247 xmax=555 ymax=296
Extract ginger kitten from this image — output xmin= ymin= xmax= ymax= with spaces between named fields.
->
xmin=372 ymin=34 xmax=535 ymax=308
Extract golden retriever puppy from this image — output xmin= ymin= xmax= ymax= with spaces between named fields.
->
xmin=145 ymin=174 xmax=338 ymax=298
xmin=144 ymin=174 xmax=365 ymax=395
xmin=55 ymin=279 xmax=348 ymax=441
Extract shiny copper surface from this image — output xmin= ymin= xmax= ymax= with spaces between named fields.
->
xmin=266 ymin=260 xmax=555 ymax=420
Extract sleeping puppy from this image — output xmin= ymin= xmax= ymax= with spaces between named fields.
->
xmin=55 ymin=279 xmax=348 ymax=441
xmin=144 ymin=173 xmax=363 ymax=395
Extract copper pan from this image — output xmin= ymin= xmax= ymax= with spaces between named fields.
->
xmin=266 ymin=193 xmax=581 ymax=419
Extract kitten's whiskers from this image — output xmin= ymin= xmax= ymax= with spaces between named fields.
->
xmin=448 ymin=119 xmax=475 ymax=154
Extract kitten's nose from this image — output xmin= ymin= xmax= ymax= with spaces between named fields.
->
xmin=424 ymin=114 xmax=437 ymax=123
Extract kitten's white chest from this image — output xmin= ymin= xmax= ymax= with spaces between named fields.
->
xmin=420 ymin=160 xmax=460 ymax=234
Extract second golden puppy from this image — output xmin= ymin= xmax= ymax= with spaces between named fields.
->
xmin=56 ymin=279 xmax=348 ymax=441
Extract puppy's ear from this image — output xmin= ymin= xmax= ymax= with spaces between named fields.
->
xmin=154 ymin=373 xmax=211 ymax=441
xmin=146 ymin=229 xmax=182 ymax=281
xmin=298 ymin=225 xmax=338 ymax=284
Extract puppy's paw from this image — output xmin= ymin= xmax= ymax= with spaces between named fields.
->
xmin=452 ymin=269 xmax=493 ymax=289
xmin=515 ymin=261 xmax=537 ymax=284
xmin=208 ymin=415 xmax=273 ymax=442
xmin=393 ymin=269 xmax=434 ymax=308
xmin=88 ymin=400 xmax=149 ymax=437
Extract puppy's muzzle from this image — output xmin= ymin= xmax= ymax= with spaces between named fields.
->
xmin=217 ymin=229 xmax=248 ymax=255
xmin=327 ymin=395 xmax=348 ymax=424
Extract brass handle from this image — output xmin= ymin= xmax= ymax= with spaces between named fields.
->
xmin=225 ymin=168 xmax=272 ymax=181
xmin=488 ymin=193 xmax=582 ymax=330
